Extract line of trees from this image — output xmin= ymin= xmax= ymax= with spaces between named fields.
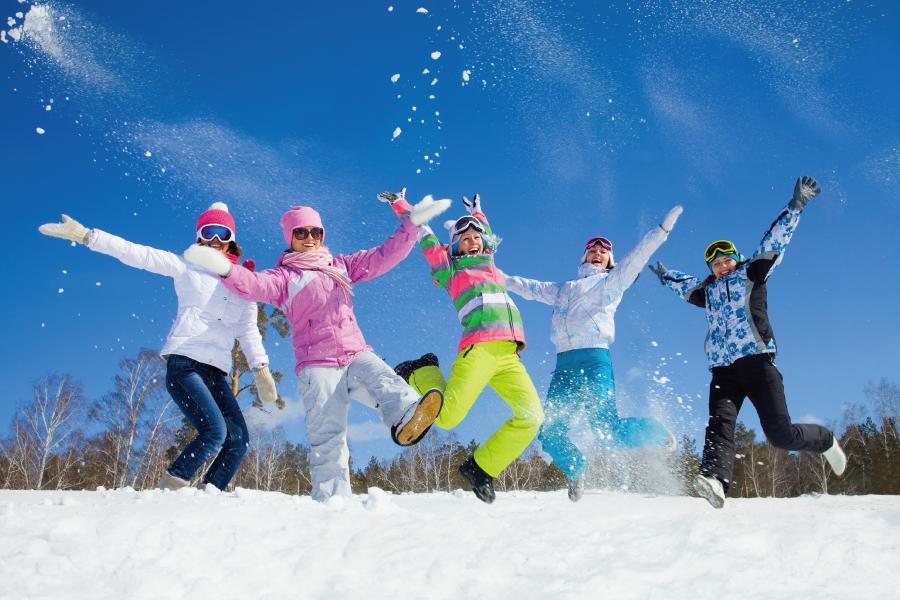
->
xmin=1 ymin=342 xmax=896 ymax=497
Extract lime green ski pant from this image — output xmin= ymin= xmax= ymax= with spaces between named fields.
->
xmin=408 ymin=340 xmax=544 ymax=478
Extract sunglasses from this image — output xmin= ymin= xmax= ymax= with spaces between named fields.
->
xmin=293 ymin=227 xmax=324 ymax=241
xmin=197 ymin=224 xmax=234 ymax=243
xmin=704 ymin=239 xmax=737 ymax=263
xmin=584 ymin=236 xmax=612 ymax=251
xmin=452 ymin=216 xmax=486 ymax=237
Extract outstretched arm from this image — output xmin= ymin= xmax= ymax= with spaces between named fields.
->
xmin=39 ymin=214 xmax=186 ymax=278
xmin=649 ymin=261 xmax=706 ymax=308
xmin=418 ymin=225 xmax=452 ymax=289
xmin=746 ymin=176 xmax=819 ymax=282
xmin=601 ymin=206 xmax=682 ymax=301
xmin=504 ymin=274 xmax=560 ymax=305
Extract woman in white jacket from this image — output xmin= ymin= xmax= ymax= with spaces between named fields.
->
xmin=504 ymin=206 xmax=682 ymax=501
xmin=39 ymin=203 xmax=277 ymax=491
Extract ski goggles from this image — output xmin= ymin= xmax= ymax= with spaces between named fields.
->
xmin=197 ymin=224 xmax=234 ymax=243
xmin=451 ymin=216 xmax=486 ymax=237
xmin=584 ymin=236 xmax=613 ymax=251
xmin=292 ymin=227 xmax=324 ymax=241
xmin=704 ymin=239 xmax=738 ymax=263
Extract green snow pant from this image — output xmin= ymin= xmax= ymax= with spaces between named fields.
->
xmin=408 ymin=340 xmax=544 ymax=478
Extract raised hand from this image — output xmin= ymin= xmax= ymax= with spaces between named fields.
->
xmin=38 ymin=214 xmax=91 ymax=244
xmin=661 ymin=205 xmax=683 ymax=233
xmin=789 ymin=176 xmax=820 ymax=211
xmin=648 ymin=260 xmax=668 ymax=283
xmin=377 ymin=187 xmax=407 ymax=204
xmin=462 ymin=193 xmax=482 ymax=215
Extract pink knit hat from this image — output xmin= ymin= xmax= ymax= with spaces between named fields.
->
xmin=280 ymin=206 xmax=324 ymax=246
xmin=196 ymin=202 xmax=236 ymax=240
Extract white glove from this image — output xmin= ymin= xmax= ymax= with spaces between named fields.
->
xmin=183 ymin=244 xmax=233 ymax=276
xmin=253 ymin=365 xmax=278 ymax=404
xmin=409 ymin=195 xmax=452 ymax=226
xmin=38 ymin=214 xmax=91 ymax=244
xmin=462 ymin=193 xmax=482 ymax=215
xmin=661 ymin=205 xmax=683 ymax=233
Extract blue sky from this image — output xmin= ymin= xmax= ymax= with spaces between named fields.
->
xmin=2 ymin=0 xmax=899 ymax=462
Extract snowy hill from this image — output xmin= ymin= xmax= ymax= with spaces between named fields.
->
xmin=0 ymin=488 xmax=897 ymax=600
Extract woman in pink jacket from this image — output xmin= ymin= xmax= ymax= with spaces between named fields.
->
xmin=186 ymin=192 xmax=449 ymax=501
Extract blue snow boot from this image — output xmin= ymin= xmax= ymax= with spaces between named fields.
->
xmin=394 ymin=353 xmax=439 ymax=383
xmin=459 ymin=456 xmax=495 ymax=504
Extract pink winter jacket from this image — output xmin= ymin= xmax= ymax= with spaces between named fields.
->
xmin=220 ymin=209 xmax=418 ymax=374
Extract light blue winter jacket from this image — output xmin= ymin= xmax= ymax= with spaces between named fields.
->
xmin=659 ymin=205 xmax=801 ymax=369
xmin=505 ymin=226 xmax=668 ymax=353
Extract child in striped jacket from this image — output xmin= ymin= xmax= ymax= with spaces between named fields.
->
xmin=392 ymin=193 xmax=544 ymax=504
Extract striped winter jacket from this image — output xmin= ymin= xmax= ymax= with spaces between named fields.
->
xmin=420 ymin=211 xmax=526 ymax=352
xmin=660 ymin=205 xmax=802 ymax=369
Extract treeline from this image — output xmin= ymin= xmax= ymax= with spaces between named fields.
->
xmin=1 ymin=346 xmax=897 ymax=498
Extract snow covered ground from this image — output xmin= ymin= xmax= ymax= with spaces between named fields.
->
xmin=0 ymin=488 xmax=897 ymax=600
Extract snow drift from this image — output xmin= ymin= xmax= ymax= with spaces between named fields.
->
xmin=0 ymin=488 xmax=896 ymax=599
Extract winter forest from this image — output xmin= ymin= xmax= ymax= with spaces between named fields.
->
xmin=2 ymin=0 xmax=899 ymax=598
xmin=2 ymin=330 xmax=897 ymax=498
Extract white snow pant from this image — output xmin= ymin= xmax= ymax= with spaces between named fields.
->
xmin=298 ymin=351 xmax=421 ymax=502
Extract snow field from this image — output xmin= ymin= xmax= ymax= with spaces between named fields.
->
xmin=0 ymin=488 xmax=897 ymax=600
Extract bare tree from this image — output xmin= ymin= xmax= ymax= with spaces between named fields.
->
xmin=6 ymin=375 xmax=84 ymax=489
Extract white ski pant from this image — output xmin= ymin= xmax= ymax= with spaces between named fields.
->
xmin=298 ymin=351 xmax=420 ymax=502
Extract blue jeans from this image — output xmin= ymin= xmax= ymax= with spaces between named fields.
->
xmin=165 ymin=354 xmax=249 ymax=489
xmin=538 ymin=348 xmax=672 ymax=479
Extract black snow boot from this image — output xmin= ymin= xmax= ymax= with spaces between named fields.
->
xmin=459 ymin=456 xmax=495 ymax=504
xmin=394 ymin=353 xmax=439 ymax=383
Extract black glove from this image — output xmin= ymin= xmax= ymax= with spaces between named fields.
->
xmin=377 ymin=187 xmax=407 ymax=204
xmin=648 ymin=261 xmax=668 ymax=283
xmin=789 ymin=176 xmax=820 ymax=211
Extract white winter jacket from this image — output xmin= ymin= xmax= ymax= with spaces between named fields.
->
xmin=87 ymin=229 xmax=268 ymax=373
xmin=505 ymin=226 xmax=667 ymax=353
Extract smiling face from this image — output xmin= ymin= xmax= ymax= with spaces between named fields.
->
xmin=457 ymin=228 xmax=484 ymax=255
xmin=711 ymin=255 xmax=738 ymax=278
xmin=584 ymin=244 xmax=611 ymax=269
xmin=291 ymin=227 xmax=324 ymax=253
xmin=199 ymin=237 xmax=229 ymax=254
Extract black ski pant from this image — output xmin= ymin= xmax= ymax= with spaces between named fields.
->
xmin=699 ymin=353 xmax=833 ymax=491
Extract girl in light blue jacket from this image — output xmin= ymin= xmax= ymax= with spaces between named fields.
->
xmin=505 ymin=206 xmax=682 ymax=500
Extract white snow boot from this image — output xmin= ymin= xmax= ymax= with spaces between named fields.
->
xmin=823 ymin=437 xmax=847 ymax=477
xmin=694 ymin=474 xmax=725 ymax=509
xmin=391 ymin=388 xmax=443 ymax=446
xmin=568 ymin=476 xmax=585 ymax=502
xmin=158 ymin=472 xmax=191 ymax=491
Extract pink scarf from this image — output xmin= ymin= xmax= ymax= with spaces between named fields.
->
xmin=279 ymin=248 xmax=353 ymax=293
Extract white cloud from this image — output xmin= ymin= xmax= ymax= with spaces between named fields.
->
xmin=245 ymin=397 xmax=305 ymax=431
xmin=348 ymin=419 xmax=389 ymax=443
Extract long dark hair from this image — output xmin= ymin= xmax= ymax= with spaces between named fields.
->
xmin=227 ymin=240 xmax=242 ymax=258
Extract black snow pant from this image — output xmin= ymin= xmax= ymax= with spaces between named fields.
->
xmin=699 ymin=353 xmax=834 ymax=491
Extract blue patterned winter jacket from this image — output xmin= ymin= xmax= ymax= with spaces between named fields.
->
xmin=660 ymin=205 xmax=801 ymax=369
xmin=505 ymin=225 xmax=668 ymax=353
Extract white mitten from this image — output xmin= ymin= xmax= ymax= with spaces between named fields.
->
xmin=253 ymin=365 xmax=278 ymax=404
xmin=661 ymin=205 xmax=683 ymax=233
xmin=184 ymin=244 xmax=233 ymax=276
xmin=38 ymin=214 xmax=91 ymax=244
xmin=409 ymin=195 xmax=452 ymax=226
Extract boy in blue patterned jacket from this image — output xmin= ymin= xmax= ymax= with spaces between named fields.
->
xmin=648 ymin=176 xmax=846 ymax=508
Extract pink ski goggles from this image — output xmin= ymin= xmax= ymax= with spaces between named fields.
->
xmin=584 ymin=236 xmax=613 ymax=251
